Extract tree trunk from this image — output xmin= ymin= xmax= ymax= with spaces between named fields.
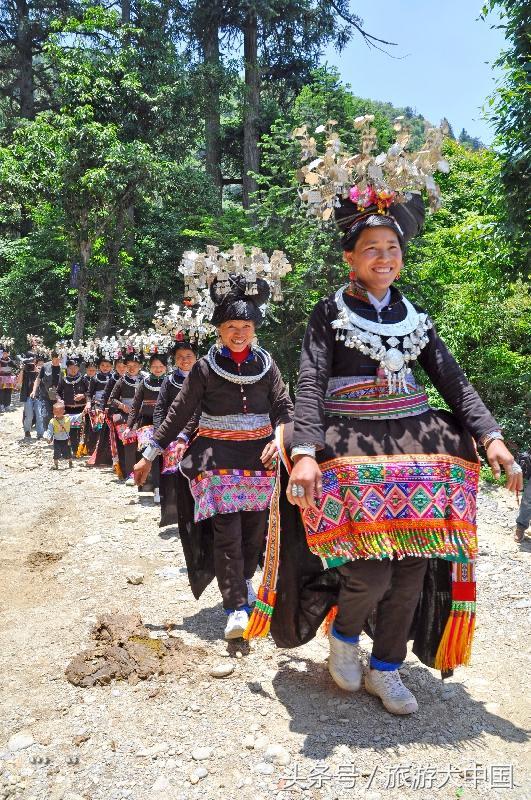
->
xmin=16 ymin=0 xmax=34 ymax=119
xmin=96 ymin=211 xmax=127 ymax=336
xmin=201 ymin=6 xmax=222 ymax=206
xmin=121 ymin=0 xmax=131 ymax=24
xmin=73 ymin=239 xmax=92 ymax=343
xmin=242 ymin=7 xmax=260 ymax=211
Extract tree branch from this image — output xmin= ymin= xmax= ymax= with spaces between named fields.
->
xmin=326 ymin=0 xmax=398 ymax=49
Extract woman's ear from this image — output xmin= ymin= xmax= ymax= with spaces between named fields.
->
xmin=343 ymin=250 xmax=356 ymax=268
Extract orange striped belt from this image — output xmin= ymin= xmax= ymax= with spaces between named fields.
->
xmin=198 ymin=424 xmax=273 ymax=441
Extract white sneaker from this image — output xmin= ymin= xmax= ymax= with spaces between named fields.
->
xmin=224 ymin=609 xmax=249 ymax=640
xmin=153 ymin=488 xmax=160 ymax=504
xmin=365 ymin=668 xmax=418 ymax=715
xmin=246 ymin=579 xmax=257 ymax=606
xmin=327 ymin=629 xmax=362 ymax=691
xmin=125 ymin=476 xmax=135 ymax=486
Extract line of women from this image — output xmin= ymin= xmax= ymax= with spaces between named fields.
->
xmin=3 ymin=186 xmax=523 ymax=719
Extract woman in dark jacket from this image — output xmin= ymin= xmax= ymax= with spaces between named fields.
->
xmin=57 ymin=357 xmax=89 ymax=455
xmin=126 ymin=352 xmax=167 ymax=503
xmin=153 ymin=340 xmax=198 ymax=526
xmin=135 ymin=277 xmax=293 ymax=640
xmin=280 ymin=188 xmax=522 ymax=715
xmin=108 ymin=352 xmax=143 ymax=481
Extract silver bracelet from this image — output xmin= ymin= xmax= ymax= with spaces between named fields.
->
xmin=479 ymin=430 xmax=504 ymax=448
xmin=143 ymin=443 xmax=162 ymax=462
xmin=292 ymin=444 xmax=316 ymax=459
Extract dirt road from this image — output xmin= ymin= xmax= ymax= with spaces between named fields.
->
xmin=0 ymin=403 xmax=529 ymax=800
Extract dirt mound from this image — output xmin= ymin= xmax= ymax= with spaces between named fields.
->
xmin=26 ymin=550 xmax=64 ymax=567
xmin=65 ymin=612 xmax=207 ymax=687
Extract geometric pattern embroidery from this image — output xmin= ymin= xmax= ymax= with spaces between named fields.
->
xmin=303 ymin=454 xmax=480 ymax=565
xmin=190 ymin=469 xmax=276 ymax=522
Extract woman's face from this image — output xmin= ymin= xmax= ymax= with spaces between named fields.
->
xmin=174 ymin=348 xmax=196 ymax=372
xmin=344 ymin=226 xmax=403 ymax=298
xmin=86 ymin=365 xmax=97 ymax=377
xmin=115 ymin=361 xmax=127 ymax=376
xmin=150 ymin=358 xmax=166 ymax=377
xmin=126 ymin=361 xmax=141 ymax=376
xmin=67 ymin=363 xmax=79 ymax=376
xmin=218 ymin=320 xmax=255 ymax=352
xmin=99 ymin=360 xmax=112 ymax=374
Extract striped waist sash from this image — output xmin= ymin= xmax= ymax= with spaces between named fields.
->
xmin=324 ymin=376 xmax=430 ymax=420
xmin=198 ymin=412 xmax=273 ymax=441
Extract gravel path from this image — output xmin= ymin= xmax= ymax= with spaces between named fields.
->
xmin=1 ymin=403 xmax=530 ymax=800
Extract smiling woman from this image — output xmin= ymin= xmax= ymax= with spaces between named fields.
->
xmin=343 ymin=227 xmax=403 ymax=299
xmin=274 ymin=185 xmax=521 ymax=718
xmin=134 ymin=274 xmax=293 ymax=642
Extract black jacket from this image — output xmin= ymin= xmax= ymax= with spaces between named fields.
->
xmin=293 ymin=287 xmax=499 ymax=449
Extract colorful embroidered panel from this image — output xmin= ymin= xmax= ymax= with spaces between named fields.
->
xmin=137 ymin=424 xmax=154 ymax=450
xmin=162 ymin=439 xmax=182 ymax=474
xmin=190 ymin=468 xmax=275 ymax=522
xmin=303 ymin=454 xmax=480 ymax=566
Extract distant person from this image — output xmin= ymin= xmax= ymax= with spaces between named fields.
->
xmin=44 ymin=401 xmax=79 ymax=469
xmin=31 ymin=350 xmax=62 ymax=427
xmin=515 ymin=438 xmax=531 ymax=541
xmin=57 ymin=357 xmax=88 ymax=455
xmin=18 ymin=353 xmax=45 ymax=439
xmin=0 ymin=344 xmax=18 ymax=412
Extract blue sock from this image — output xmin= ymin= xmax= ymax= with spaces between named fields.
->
xmin=331 ymin=625 xmax=360 ymax=644
xmin=370 ymin=655 xmax=402 ymax=671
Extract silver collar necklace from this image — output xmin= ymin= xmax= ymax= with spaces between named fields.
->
xmin=206 ymin=345 xmax=271 ymax=385
xmin=332 ymin=285 xmax=432 ymax=393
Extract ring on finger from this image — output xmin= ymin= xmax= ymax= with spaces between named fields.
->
xmin=509 ymin=463 xmax=523 ymax=475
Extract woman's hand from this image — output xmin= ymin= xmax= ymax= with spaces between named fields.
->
xmin=287 ymin=455 xmax=323 ymax=510
xmin=173 ymin=438 xmax=187 ymax=462
xmin=261 ymin=440 xmax=278 ymax=469
xmin=74 ymin=393 xmax=85 ymax=402
xmin=486 ymin=440 xmax=523 ymax=493
xmin=134 ymin=457 xmax=152 ymax=486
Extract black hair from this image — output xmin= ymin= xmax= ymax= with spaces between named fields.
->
xmin=335 ymin=192 xmax=425 ymax=252
xmin=210 ymin=275 xmax=270 ymax=328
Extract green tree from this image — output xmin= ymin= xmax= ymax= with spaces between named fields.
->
xmin=483 ymin=0 xmax=531 ymax=243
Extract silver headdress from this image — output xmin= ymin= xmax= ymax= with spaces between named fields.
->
xmin=179 ymin=244 xmax=291 ymax=306
xmin=294 ymin=115 xmax=450 ymax=220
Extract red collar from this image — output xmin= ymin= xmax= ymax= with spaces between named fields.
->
xmin=228 ymin=345 xmax=251 ymax=364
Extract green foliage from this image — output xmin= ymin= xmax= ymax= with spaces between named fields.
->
xmin=482 ymin=0 xmax=531 ymax=244
xmin=0 ymin=7 xmax=528 ymax=449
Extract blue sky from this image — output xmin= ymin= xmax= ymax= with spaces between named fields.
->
xmin=323 ymin=0 xmax=506 ymax=145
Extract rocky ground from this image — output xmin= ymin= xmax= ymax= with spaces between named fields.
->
xmin=0 ymin=402 xmax=530 ymax=800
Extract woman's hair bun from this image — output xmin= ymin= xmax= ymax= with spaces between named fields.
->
xmin=210 ymin=274 xmax=270 ymax=306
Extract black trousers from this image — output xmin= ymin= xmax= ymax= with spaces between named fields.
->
xmin=64 ymin=405 xmax=84 ymax=454
xmin=0 ymin=388 xmax=12 ymax=406
xmin=211 ymin=510 xmax=267 ymax=610
xmin=334 ymin=557 xmax=428 ymax=665
xmin=53 ymin=440 xmax=72 ymax=460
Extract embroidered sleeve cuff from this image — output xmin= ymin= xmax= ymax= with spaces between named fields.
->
xmin=291 ymin=445 xmax=317 ymax=459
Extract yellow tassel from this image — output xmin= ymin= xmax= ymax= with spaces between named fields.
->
xmin=113 ymin=462 xmax=124 ymax=479
xmin=321 ymin=604 xmax=338 ymax=636
xmin=434 ymin=612 xmax=475 ymax=671
xmin=76 ymin=442 xmax=87 ymax=458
